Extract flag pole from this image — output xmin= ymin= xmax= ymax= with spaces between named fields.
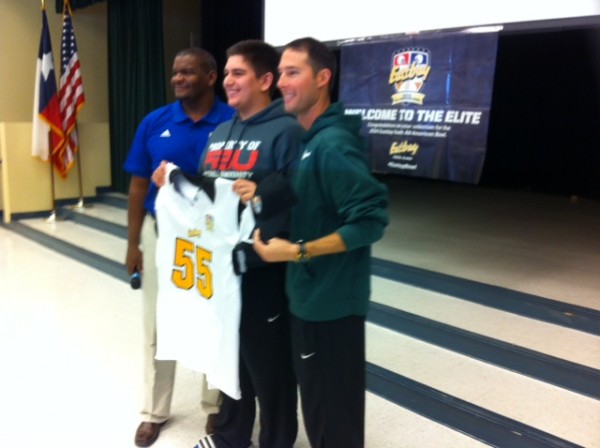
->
xmin=61 ymin=0 xmax=88 ymax=212
xmin=45 ymin=135 xmax=60 ymax=223
xmin=70 ymin=123 xmax=91 ymax=211
xmin=41 ymin=0 xmax=54 ymax=222
xmin=35 ymin=0 xmax=62 ymax=223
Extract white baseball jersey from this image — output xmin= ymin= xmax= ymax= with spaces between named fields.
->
xmin=154 ymin=173 xmax=254 ymax=400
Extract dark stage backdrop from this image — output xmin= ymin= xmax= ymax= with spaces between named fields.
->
xmin=107 ymin=0 xmax=166 ymax=193
xmin=481 ymin=26 xmax=600 ymax=199
xmin=200 ymin=0 xmax=263 ymax=102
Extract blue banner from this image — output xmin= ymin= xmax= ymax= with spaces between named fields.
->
xmin=340 ymin=31 xmax=498 ymax=184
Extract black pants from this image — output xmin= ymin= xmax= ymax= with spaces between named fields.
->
xmin=211 ymin=265 xmax=298 ymax=448
xmin=291 ymin=314 xmax=366 ymax=448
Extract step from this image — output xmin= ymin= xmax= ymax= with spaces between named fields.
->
xmin=367 ymin=324 xmax=600 ymax=448
xmin=60 ymin=202 xmax=127 ymax=237
xmin=18 ymin=216 xmax=126 ymax=264
xmin=373 ymin=181 xmax=600 ymax=311
xmin=372 ymin=277 xmax=600 ymax=370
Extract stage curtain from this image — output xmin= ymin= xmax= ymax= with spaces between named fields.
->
xmin=107 ymin=0 xmax=166 ymax=192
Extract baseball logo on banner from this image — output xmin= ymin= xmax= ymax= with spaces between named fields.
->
xmin=390 ymin=48 xmax=431 ymax=105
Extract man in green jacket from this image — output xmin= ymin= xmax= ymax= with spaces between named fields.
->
xmin=253 ymin=37 xmax=389 ymax=448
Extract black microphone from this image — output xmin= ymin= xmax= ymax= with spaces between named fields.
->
xmin=130 ymin=270 xmax=142 ymax=290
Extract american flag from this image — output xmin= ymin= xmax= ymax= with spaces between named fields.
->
xmin=58 ymin=0 xmax=85 ymax=177
xmin=32 ymin=6 xmax=65 ymax=165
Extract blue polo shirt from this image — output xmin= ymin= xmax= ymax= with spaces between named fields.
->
xmin=124 ymin=98 xmax=234 ymax=214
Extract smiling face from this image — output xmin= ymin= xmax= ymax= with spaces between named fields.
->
xmin=170 ymin=54 xmax=215 ymax=102
xmin=223 ymin=55 xmax=272 ymax=120
xmin=277 ymin=48 xmax=331 ymax=129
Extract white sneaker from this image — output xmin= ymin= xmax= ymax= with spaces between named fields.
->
xmin=193 ymin=435 xmax=253 ymax=448
xmin=193 ymin=434 xmax=217 ymax=448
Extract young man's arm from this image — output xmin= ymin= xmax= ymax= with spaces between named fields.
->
xmin=252 ymin=229 xmax=346 ymax=263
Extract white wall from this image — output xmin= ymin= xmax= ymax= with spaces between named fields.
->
xmin=264 ymin=0 xmax=600 ymax=46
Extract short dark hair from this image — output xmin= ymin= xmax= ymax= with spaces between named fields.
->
xmin=226 ymin=40 xmax=279 ymax=95
xmin=175 ymin=47 xmax=217 ymax=74
xmin=283 ymin=37 xmax=337 ymax=92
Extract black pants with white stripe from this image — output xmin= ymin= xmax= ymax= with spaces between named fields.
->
xmin=291 ymin=314 xmax=366 ymax=448
xmin=209 ymin=264 xmax=298 ymax=448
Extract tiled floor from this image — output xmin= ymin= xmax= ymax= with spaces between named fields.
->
xmin=1 ymin=177 xmax=599 ymax=447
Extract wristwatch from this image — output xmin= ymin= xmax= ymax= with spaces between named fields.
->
xmin=295 ymin=240 xmax=311 ymax=262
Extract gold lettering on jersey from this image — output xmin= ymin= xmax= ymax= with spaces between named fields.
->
xmin=205 ymin=214 xmax=215 ymax=231
xmin=171 ymin=237 xmax=214 ymax=300
xmin=188 ymin=229 xmax=202 ymax=238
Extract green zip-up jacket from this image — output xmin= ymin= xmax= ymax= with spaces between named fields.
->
xmin=287 ymin=103 xmax=389 ymax=321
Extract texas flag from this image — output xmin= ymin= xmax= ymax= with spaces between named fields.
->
xmin=31 ymin=6 xmax=65 ymax=170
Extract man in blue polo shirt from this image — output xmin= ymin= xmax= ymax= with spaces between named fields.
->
xmin=124 ymin=47 xmax=234 ymax=448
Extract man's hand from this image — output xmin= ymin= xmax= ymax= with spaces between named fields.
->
xmin=151 ymin=160 xmax=169 ymax=187
xmin=232 ymin=179 xmax=257 ymax=204
xmin=125 ymin=244 xmax=143 ymax=276
xmin=252 ymin=229 xmax=298 ymax=262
